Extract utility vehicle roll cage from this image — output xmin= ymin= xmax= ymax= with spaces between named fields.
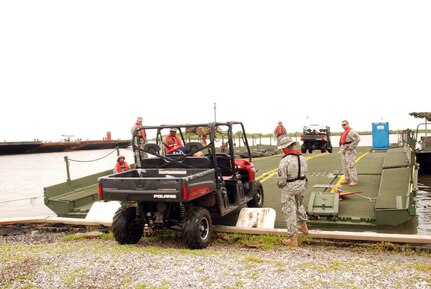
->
xmin=134 ymin=121 xmax=252 ymax=187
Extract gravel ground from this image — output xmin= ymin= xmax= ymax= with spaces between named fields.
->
xmin=1 ymin=224 xmax=431 ymax=289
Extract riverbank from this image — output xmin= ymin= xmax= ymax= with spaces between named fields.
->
xmin=1 ymin=224 xmax=430 ymax=289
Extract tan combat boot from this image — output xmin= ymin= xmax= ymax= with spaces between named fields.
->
xmin=349 ymin=181 xmax=358 ymax=186
xmin=340 ymin=180 xmax=350 ymax=185
xmin=298 ymin=222 xmax=309 ymax=235
xmin=282 ymin=234 xmax=298 ymax=247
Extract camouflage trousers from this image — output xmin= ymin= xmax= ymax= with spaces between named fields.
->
xmin=276 ymin=134 xmax=286 ymax=146
xmin=341 ymin=151 xmax=358 ymax=182
xmin=133 ymin=141 xmax=148 ymax=168
xmin=281 ymin=188 xmax=308 ymax=236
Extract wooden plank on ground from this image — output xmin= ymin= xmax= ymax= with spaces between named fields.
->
xmin=213 ymin=225 xmax=431 ymax=244
xmin=1 ymin=217 xmax=430 ymax=244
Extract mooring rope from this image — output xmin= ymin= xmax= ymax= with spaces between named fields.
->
xmin=68 ymin=148 xmax=118 ymax=163
xmin=0 ymin=195 xmax=43 ymax=204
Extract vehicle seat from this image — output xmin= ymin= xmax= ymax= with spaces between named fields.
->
xmin=141 ymin=157 xmax=165 ymax=168
xmin=216 ymin=154 xmax=234 ymax=176
xmin=143 ymin=143 xmax=161 ymax=156
xmin=185 ymin=142 xmax=204 ymax=154
xmin=183 ymin=156 xmax=211 ymax=168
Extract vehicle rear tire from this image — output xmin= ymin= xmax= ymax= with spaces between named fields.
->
xmin=301 ymin=144 xmax=307 ymax=154
xmin=308 ymin=148 xmax=313 ymax=154
xmin=183 ymin=207 xmax=212 ymax=249
xmin=112 ymin=205 xmax=143 ymax=245
xmin=247 ymin=181 xmax=264 ymax=208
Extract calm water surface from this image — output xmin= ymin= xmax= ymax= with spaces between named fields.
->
xmin=0 ymin=136 xmax=430 ymax=235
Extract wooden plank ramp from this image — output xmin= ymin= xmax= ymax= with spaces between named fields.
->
xmin=1 ymin=216 xmax=430 ymax=245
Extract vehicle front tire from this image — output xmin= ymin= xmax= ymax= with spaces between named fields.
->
xmin=112 ymin=205 xmax=143 ymax=245
xmin=247 ymin=181 xmax=264 ymax=208
xmin=182 ymin=207 xmax=212 ymax=249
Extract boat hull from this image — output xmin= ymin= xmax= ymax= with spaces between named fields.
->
xmin=0 ymin=141 xmax=41 ymax=155
xmin=0 ymin=140 xmax=131 ymax=155
xmin=417 ymin=151 xmax=431 ymax=173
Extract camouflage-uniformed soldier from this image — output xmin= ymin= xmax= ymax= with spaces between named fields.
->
xmin=131 ymin=116 xmax=147 ymax=167
xmin=274 ymin=121 xmax=287 ymax=146
xmin=339 ymin=120 xmax=361 ymax=186
xmin=276 ymin=137 xmax=308 ymax=247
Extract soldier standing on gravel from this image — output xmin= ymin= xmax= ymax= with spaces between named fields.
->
xmin=276 ymin=137 xmax=309 ymax=247
xmin=274 ymin=121 xmax=287 ymax=146
xmin=131 ymin=116 xmax=147 ymax=167
xmin=339 ymin=120 xmax=361 ymax=186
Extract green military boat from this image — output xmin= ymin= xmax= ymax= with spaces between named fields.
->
xmin=44 ymin=143 xmax=418 ymax=230
xmin=253 ymin=145 xmax=417 ymax=229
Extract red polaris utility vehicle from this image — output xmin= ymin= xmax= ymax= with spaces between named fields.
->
xmin=98 ymin=121 xmax=264 ymax=249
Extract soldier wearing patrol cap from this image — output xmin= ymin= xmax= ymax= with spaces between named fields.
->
xmin=276 ymin=137 xmax=309 ymax=247
xmin=131 ymin=116 xmax=147 ymax=167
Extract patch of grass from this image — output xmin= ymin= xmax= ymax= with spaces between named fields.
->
xmin=351 ymin=241 xmax=430 ymax=255
xmin=62 ymin=266 xmax=90 ymax=287
xmin=100 ymin=231 xmax=114 ymax=240
xmin=241 ymin=256 xmax=266 ymax=263
xmin=407 ymin=262 xmax=431 ymax=273
xmin=216 ymin=233 xmax=295 ymax=249
xmin=247 ymin=270 xmax=259 ymax=280
xmin=0 ymin=244 xmax=69 ymax=261
xmin=295 ymin=260 xmax=353 ymax=273
xmin=0 ymin=257 xmax=41 ymax=286
xmin=134 ymin=282 xmax=170 ymax=289
xmin=142 ymin=245 xmax=220 ymax=256
xmin=59 ymin=230 xmax=106 ymax=241
xmin=241 ymin=255 xmax=287 ymax=268
xmin=121 ymin=276 xmax=133 ymax=288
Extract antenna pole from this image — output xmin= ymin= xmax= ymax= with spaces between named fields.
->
xmin=214 ymin=101 xmax=217 ymax=122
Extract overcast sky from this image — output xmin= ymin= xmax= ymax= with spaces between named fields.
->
xmin=1 ymin=1 xmax=430 ymax=142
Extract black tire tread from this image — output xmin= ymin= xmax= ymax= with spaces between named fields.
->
xmin=112 ymin=205 xmax=143 ymax=245
xmin=247 ymin=181 xmax=264 ymax=208
xmin=182 ymin=207 xmax=212 ymax=249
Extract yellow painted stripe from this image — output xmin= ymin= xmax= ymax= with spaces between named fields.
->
xmin=256 ymin=152 xmax=330 ymax=183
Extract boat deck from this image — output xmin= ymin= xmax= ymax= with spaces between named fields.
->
xmin=253 ymin=146 xmax=416 ymax=229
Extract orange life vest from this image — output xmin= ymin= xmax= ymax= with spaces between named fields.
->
xmin=165 ymin=135 xmax=183 ymax=153
xmin=135 ymin=122 xmax=146 ymax=139
xmin=116 ymin=161 xmax=129 ymax=172
xmin=275 ymin=125 xmax=286 ymax=136
xmin=339 ymin=128 xmax=351 ymax=145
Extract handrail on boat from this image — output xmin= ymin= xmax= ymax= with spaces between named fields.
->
xmin=64 ymin=147 xmax=121 ymax=183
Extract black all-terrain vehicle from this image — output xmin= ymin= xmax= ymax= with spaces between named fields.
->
xmin=98 ymin=121 xmax=264 ymax=249
xmin=300 ymin=124 xmax=333 ymax=154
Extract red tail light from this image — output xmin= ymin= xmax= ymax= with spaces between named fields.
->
xmin=98 ymin=182 xmax=103 ymax=199
xmin=183 ymin=184 xmax=188 ymax=200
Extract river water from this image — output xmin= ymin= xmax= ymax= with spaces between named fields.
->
xmin=0 ymin=135 xmax=430 ymax=235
